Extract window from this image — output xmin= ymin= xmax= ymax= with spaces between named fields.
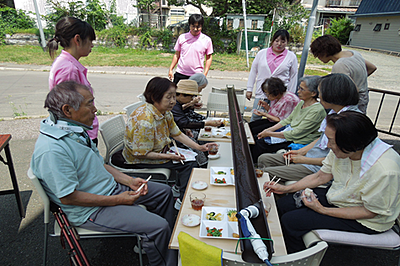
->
xmin=227 ymin=19 xmax=233 ymax=30
xmin=373 ymin=24 xmax=382 ymax=31
xmin=251 ymin=20 xmax=258 ymax=30
xmin=354 ymin=24 xmax=361 ymax=32
xmin=384 ymin=23 xmax=390 ymax=30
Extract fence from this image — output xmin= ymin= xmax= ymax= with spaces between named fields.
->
xmin=369 ymin=88 xmax=400 ymax=138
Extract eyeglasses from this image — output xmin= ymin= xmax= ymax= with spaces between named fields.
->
xmin=190 ymin=25 xmax=202 ymax=30
xmin=183 ymin=94 xmax=194 ymax=97
xmin=298 ymin=85 xmax=307 ymax=92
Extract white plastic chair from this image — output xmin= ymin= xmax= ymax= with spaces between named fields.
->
xmin=207 ymin=92 xmax=246 ymax=117
xmin=99 ymin=115 xmax=171 ymax=184
xmin=222 ymin=241 xmax=328 ymax=266
xmin=137 ymin=93 xmax=146 ymax=102
xmin=123 ymin=101 xmax=144 ymax=119
xmin=177 ymin=241 xmax=327 ymax=266
xmin=303 ymin=219 xmax=400 ymax=263
xmin=27 ymin=168 xmax=144 ymax=266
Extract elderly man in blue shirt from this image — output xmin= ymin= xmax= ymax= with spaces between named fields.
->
xmin=31 ymin=81 xmax=177 ymax=266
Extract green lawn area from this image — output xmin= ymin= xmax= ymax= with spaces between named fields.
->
xmin=0 ymin=45 xmax=331 ymax=75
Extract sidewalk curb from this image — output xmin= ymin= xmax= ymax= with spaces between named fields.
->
xmin=0 ymin=66 xmax=249 ymax=81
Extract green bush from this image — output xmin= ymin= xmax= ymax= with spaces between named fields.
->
xmin=0 ymin=6 xmax=36 ymax=43
xmin=97 ymin=25 xmax=129 ymax=47
xmin=326 ymin=17 xmax=354 ymax=44
xmin=202 ymin=17 xmax=238 ymax=54
xmin=289 ymin=24 xmax=305 ymax=44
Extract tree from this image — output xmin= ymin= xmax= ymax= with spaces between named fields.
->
xmin=134 ymin=0 xmax=157 ymax=26
xmin=326 ymin=17 xmax=354 ymax=44
xmin=167 ymin=0 xmax=281 ymax=17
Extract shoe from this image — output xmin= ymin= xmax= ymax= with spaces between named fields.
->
xmin=171 ymin=185 xmax=180 ymax=198
xmin=174 ymin=198 xmax=182 ymax=210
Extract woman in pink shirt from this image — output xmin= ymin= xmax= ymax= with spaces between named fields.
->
xmin=247 ymin=29 xmax=298 ymax=122
xmin=47 ymin=17 xmax=99 ymax=145
xmin=250 ymin=77 xmax=300 ymax=137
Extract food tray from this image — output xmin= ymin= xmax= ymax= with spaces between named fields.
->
xmin=199 ymin=207 xmax=239 ymax=240
xmin=211 ymin=127 xmax=231 ymax=138
xmin=210 ymin=167 xmax=235 ymax=186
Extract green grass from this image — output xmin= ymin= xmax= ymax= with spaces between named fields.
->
xmin=0 ymin=45 xmax=331 ymax=73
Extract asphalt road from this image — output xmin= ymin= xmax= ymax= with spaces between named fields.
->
xmin=1 ymin=48 xmax=400 ymax=266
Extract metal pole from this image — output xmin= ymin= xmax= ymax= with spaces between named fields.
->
xmin=298 ymin=0 xmax=319 ymax=79
xmin=32 ymin=0 xmax=46 ymax=50
xmin=242 ymin=0 xmax=249 ymax=68
xmin=267 ymin=8 xmax=276 ymax=46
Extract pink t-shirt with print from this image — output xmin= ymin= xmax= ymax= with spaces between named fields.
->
xmin=49 ymin=50 xmax=99 ymax=139
xmin=174 ymin=32 xmax=213 ymax=76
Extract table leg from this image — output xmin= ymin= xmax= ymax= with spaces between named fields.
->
xmin=4 ymin=144 xmax=25 ymax=218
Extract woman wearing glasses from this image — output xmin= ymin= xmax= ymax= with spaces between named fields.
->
xmin=250 ymin=76 xmax=326 ymax=163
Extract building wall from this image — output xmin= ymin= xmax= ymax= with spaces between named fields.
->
xmin=351 ymin=15 xmax=400 ymax=52
xmin=14 ymin=0 xmax=139 ymax=26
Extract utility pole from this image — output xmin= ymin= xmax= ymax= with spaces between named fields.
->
xmin=241 ymin=0 xmax=249 ymax=68
xmin=298 ymin=0 xmax=319 ymax=79
xmin=32 ymin=0 xmax=46 ymax=50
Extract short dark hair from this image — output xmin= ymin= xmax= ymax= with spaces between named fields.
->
xmin=144 ymin=77 xmax=176 ymax=104
xmin=326 ymin=111 xmax=377 ymax=153
xmin=188 ymin=14 xmax=204 ymax=27
xmin=45 ymin=81 xmax=90 ymax=119
xmin=47 ymin=17 xmax=96 ymax=59
xmin=299 ymin=76 xmax=321 ymax=99
xmin=310 ymin=35 xmax=342 ymax=58
xmin=319 ymin=73 xmax=359 ymax=106
xmin=261 ymin=77 xmax=287 ymax=97
xmin=270 ymin=29 xmax=290 ymax=45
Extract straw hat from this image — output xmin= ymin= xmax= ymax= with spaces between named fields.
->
xmin=176 ymin=80 xmax=201 ymax=95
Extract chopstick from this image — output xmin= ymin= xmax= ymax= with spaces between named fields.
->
xmin=137 ymin=175 xmax=152 ymax=193
xmin=285 ymin=154 xmax=291 ymax=166
xmin=265 ymin=177 xmax=281 ymax=194
xmin=171 ymin=139 xmax=184 ymax=165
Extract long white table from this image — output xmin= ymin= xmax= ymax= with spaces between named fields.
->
xmin=169 ymin=141 xmax=287 ymax=256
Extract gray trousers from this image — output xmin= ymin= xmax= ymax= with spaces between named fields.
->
xmin=80 ymin=182 xmax=177 ymax=266
xmin=258 ymin=153 xmax=314 ymax=182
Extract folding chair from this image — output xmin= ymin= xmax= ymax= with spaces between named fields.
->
xmin=123 ymin=101 xmax=145 ymax=119
xmin=27 ymin=168 xmax=144 ymax=266
xmin=99 ymin=115 xmax=172 ymax=184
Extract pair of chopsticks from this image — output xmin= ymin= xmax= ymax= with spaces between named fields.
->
xmin=265 ymin=175 xmax=281 ymax=194
xmin=285 ymin=154 xmax=291 ymax=166
xmin=136 ymin=175 xmax=152 ymax=193
xmin=171 ymin=139 xmax=184 ymax=165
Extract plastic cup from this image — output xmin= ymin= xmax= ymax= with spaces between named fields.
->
xmin=190 ymin=192 xmax=206 ymax=211
xmin=263 ymin=202 xmax=271 ymax=217
xmin=254 ymin=164 xmax=265 ymax=178
xmin=208 ymin=143 xmax=220 ymax=156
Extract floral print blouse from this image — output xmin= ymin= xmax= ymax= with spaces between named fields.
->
xmin=122 ymin=103 xmax=182 ymax=164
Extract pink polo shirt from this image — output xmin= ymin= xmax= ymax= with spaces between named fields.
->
xmin=49 ymin=50 xmax=99 ymax=139
xmin=174 ymin=32 xmax=213 ymax=76
xmin=266 ymin=47 xmax=288 ymax=74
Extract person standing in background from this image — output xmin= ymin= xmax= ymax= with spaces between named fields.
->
xmin=310 ymin=35 xmax=377 ymax=114
xmin=246 ymin=29 xmax=298 ymax=122
xmin=168 ymin=14 xmax=213 ymax=84
xmin=47 ymin=16 xmax=99 ymax=145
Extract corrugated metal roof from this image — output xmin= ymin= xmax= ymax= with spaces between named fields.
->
xmin=318 ymin=7 xmax=357 ymax=13
xmin=354 ymin=0 xmax=400 ymax=16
